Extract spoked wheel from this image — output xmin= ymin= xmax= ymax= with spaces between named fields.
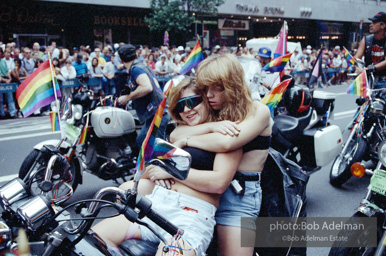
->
xmin=19 ymin=149 xmax=79 ymax=205
xmin=329 ymin=136 xmax=367 ymax=187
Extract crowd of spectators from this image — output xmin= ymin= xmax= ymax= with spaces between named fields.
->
xmin=0 ymin=40 xmax=354 ymax=119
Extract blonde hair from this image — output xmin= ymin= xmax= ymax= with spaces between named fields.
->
xmin=168 ymin=77 xmax=214 ymax=124
xmin=196 ymin=53 xmax=254 ymax=122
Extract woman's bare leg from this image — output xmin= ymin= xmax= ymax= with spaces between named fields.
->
xmin=217 ymin=225 xmax=255 ymax=256
xmin=92 ymin=215 xmax=141 ymax=248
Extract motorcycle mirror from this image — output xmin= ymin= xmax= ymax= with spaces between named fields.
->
xmin=133 ymin=139 xmax=192 ymax=185
xmin=148 ymin=138 xmax=192 ymax=180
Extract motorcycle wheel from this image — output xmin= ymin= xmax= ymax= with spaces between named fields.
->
xmin=329 ymin=136 xmax=367 ymax=187
xmin=19 ymin=149 xmax=79 ymax=205
xmin=328 ymin=212 xmax=383 ymax=256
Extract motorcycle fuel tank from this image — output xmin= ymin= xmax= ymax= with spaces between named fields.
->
xmin=91 ymin=107 xmax=136 ymax=138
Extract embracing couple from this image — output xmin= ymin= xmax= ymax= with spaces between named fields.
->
xmin=92 ymin=53 xmax=272 ymax=256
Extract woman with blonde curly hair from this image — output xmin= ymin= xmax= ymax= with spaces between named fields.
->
xmin=168 ymin=53 xmax=272 ymax=256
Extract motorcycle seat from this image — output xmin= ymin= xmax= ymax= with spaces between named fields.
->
xmin=273 ymin=108 xmax=312 ymax=144
xmin=119 ymin=239 xmax=159 ymax=256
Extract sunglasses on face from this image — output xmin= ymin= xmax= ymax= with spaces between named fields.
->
xmin=176 ymin=95 xmax=203 ymax=113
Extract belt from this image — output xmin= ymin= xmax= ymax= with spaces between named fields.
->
xmin=234 ymin=172 xmax=261 ymax=182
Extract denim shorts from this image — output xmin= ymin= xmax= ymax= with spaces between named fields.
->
xmin=215 ymin=172 xmax=262 ymax=229
xmin=139 ymin=186 xmax=217 ymax=256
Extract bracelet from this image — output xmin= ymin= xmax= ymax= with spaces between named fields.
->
xmin=185 ymin=136 xmax=190 ymax=147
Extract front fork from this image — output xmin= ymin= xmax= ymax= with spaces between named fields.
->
xmin=374 ymin=228 xmax=386 ymax=256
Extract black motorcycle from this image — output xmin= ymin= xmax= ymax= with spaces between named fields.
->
xmin=330 ymin=74 xmax=386 ymax=187
xmin=18 ymin=87 xmax=139 ymax=205
xmin=328 ymin=139 xmax=386 ymax=256
xmin=0 ymin=139 xmax=191 ymax=255
xmin=271 ymin=80 xmax=342 ymax=175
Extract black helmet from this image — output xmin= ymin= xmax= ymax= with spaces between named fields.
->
xmin=283 ymin=85 xmax=312 ymax=116
xmin=118 ymin=44 xmax=137 ymax=63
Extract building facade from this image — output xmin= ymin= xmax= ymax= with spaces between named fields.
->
xmin=0 ymin=0 xmax=384 ymax=50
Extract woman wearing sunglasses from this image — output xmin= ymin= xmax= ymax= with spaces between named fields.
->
xmin=161 ymin=53 xmax=272 ymax=256
xmin=92 ymin=77 xmax=242 ymax=256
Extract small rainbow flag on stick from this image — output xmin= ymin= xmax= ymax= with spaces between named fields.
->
xmin=135 ymin=81 xmax=173 ymax=178
xmin=261 ymin=78 xmax=292 ymax=116
xmin=78 ymin=114 xmax=89 ymax=145
xmin=16 ymin=60 xmax=61 ymax=118
xmin=179 ymin=40 xmax=204 ymax=75
xmin=343 ymin=47 xmax=356 ymax=67
xmin=49 ymin=112 xmax=60 ymax=132
xmin=262 ymin=53 xmax=293 ymax=73
xmin=346 ymin=70 xmax=367 ymax=97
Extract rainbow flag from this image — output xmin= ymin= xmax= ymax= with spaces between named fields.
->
xmin=262 ymin=53 xmax=293 ymax=73
xmin=78 ymin=114 xmax=89 ymax=145
xmin=16 ymin=60 xmax=61 ymax=118
xmin=49 ymin=112 xmax=60 ymax=132
xmin=179 ymin=40 xmax=204 ymax=75
xmin=343 ymin=47 xmax=356 ymax=67
xmin=346 ymin=70 xmax=367 ymax=97
xmin=135 ymin=81 xmax=173 ymax=174
xmin=297 ymin=63 xmax=305 ymax=72
xmin=261 ymin=78 xmax=292 ymax=115
xmin=274 ymin=21 xmax=288 ymax=59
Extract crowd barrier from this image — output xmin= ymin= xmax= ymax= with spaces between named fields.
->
xmin=0 ymin=78 xmax=103 ymax=93
xmin=289 ymin=67 xmax=347 ymax=75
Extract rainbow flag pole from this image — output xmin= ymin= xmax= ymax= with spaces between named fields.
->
xmin=133 ymin=81 xmax=174 ymax=193
xmin=48 ymin=52 xmax=61 ymax=131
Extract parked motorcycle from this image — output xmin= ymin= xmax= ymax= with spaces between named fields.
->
xmin=0 ymin=139 xmax=191 ymax=255
xmin=18 ymin=87 xmax=139 ymax=205
xmin=328 ymin=139 xmax=386 ymax=256
xmin=270 ymin=79 xmax=343 ymax=175
xmin=330 ymin=74 xmax=386 ymax=187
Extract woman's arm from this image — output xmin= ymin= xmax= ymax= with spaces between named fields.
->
xmin=170 ymin=120 xmax=241 ymax=143
xmin=147 ymin=148 xmax=243 ymax=194
xmin=176 ymin=102 xmax=271 ymax=152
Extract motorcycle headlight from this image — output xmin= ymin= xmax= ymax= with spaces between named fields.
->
xmin=0 ymin=178 xmax=29 ymax=209
xmin=370 ymin=99 xmax=384 ymax=115
xmin=17 ymin=195 xmax=55 ymax=231
xmin=378 ymin=140 xmax=386 ymax=167
xmin=0 ymin=221 xmax=12 ymax=250
xmin=73 ymin=104 xmax=83 ymax=120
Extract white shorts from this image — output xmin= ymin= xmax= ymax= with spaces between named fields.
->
xmin=139 ymin=186 xmax=217 ymax=256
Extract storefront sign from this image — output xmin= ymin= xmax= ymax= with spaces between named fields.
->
xmin=94 ymin=16 xmax=146 ymax=27
xmin=0 ymin=6 xmax=59 ymax=26
xmin=235 ymin=4 xmax=284 ymax=15
xmin=218 ymin=19 xmax=249 ymax=30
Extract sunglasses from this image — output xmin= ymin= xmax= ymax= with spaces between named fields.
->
xmin=176 ymin=95 xmax=203 ymax=113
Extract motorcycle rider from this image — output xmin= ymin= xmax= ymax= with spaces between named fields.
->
xmin=354 ymin=11 xmax=386 ymax=89
xmin=92 ymin=77 xmax=243 ymax=256
xmin=116 ymin=44 xmax=170 ymax=146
